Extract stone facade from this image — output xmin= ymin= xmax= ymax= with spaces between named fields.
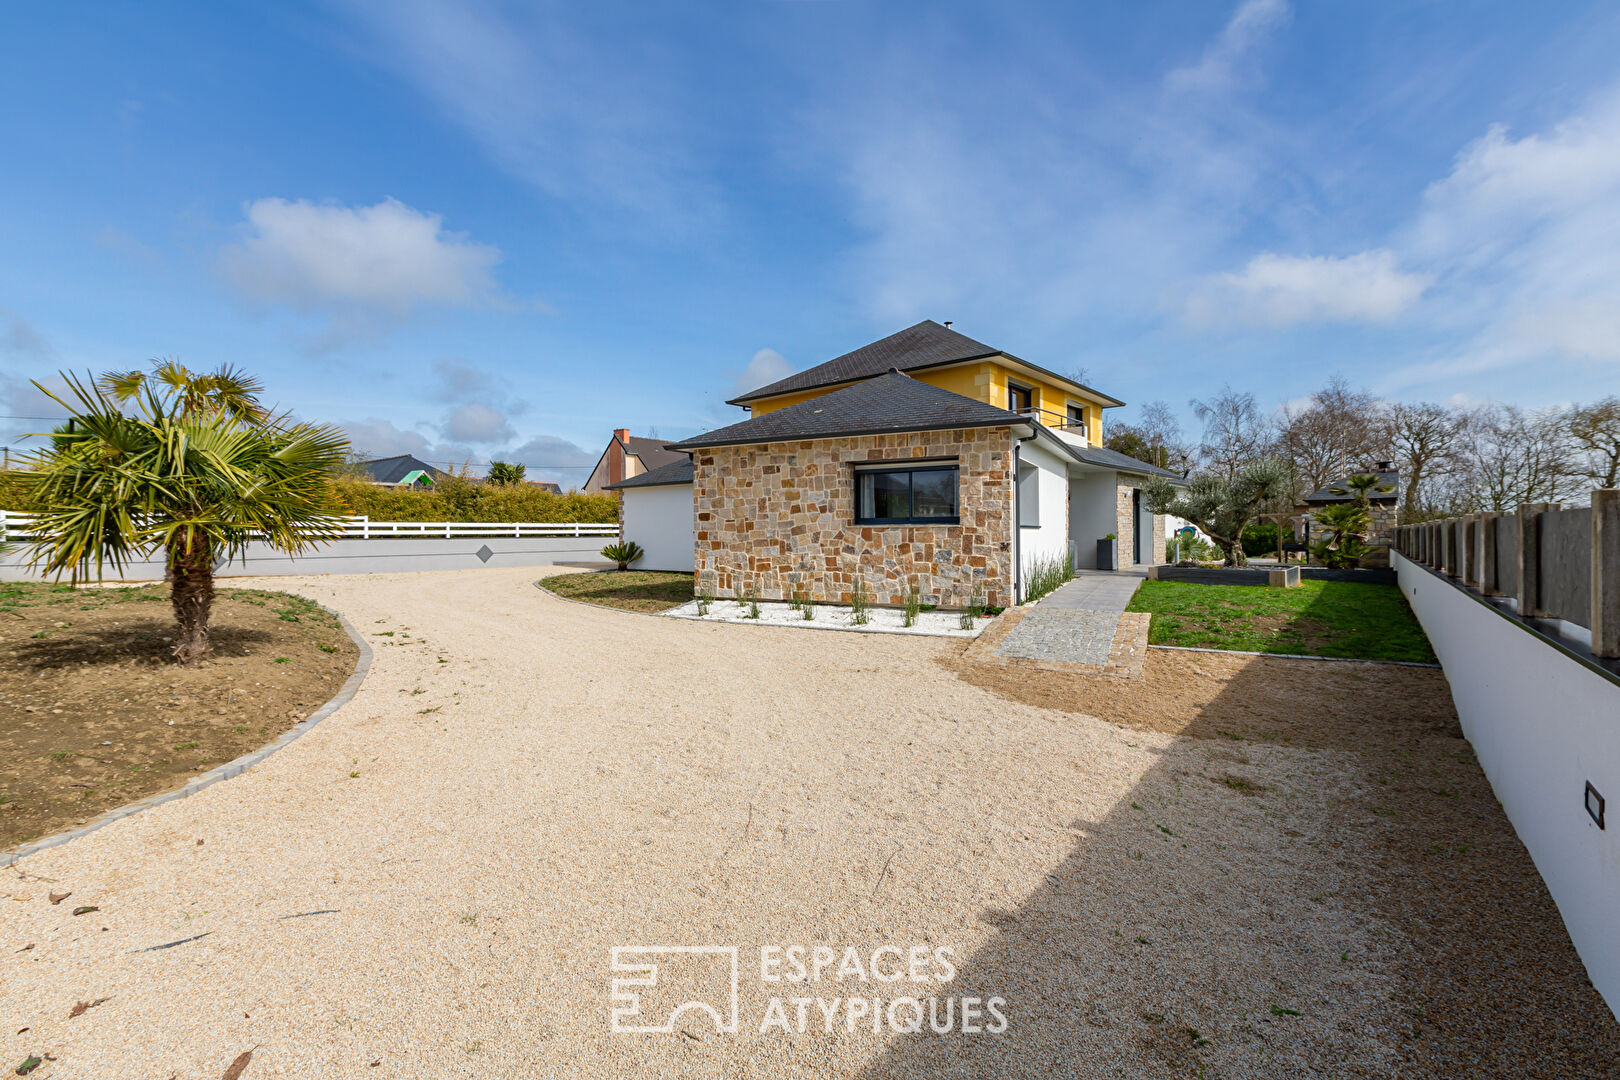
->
xmin=693 ymin=428 xmax=1017 ymax=609
xmin=1112 ymin=479 xmax=1168 ymax=564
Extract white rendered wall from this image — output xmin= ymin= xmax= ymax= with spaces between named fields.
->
xmin=620 ymin=483 xmax=696 ymax=572
xmin=0 ymin=536 xmax=608 ymax=581
xmin=1068 ymin=470 xmax=1119 ymax=570
xmin=1395 ymin=552 xmax=1620 ymax=1017
xmin=1017 ymin=441 xmax=1072 ymax=588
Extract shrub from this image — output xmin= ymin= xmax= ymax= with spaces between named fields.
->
xmin=902 ymin=585 xmax=921 ymax=627
xmin=600 ymin=540 xmax=643 ymax=570
xmin=328 ymin=477 xmax=617 ymax=524
xmin=1023 ymin=550 xmax=1074 ymax=603
xmin=1241 ymin=522 xmax=1280 ymax=558
xmin=850 ymin=575 xmax=870 ymax=625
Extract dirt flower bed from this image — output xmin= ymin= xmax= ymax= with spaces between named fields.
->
xmin=0 ymin=582 xmax=357 ymax=850
xmin=538 ymin=569 xmax=694 ymax=611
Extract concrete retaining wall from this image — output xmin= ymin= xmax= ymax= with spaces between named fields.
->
xmin=1394 ymin=551 xmax=1620 ymax=1016
xmin=0 ymin=536 xmax=608 ymax=582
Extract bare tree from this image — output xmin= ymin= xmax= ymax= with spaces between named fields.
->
xmin=1104 ymin=400 xmax=1191 ymax=472
xmin=1275 ymin=376 xmax=1386 ymax=500
xmin=1387 ymin=400 xmax=1470 ymax=516
xmin=1190 ymin=387 xmax=1270 ymax=482
xmin=1460 ymin=405 xmax=1577 ymax=510
xmin=1568 ymin=397 xmax=1620 ymax=490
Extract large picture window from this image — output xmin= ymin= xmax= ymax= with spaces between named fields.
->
xmin=855 ymin=463 xmax=959 ymax=525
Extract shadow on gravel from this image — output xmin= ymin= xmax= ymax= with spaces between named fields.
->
xmin=860 ymin=652 xmax=1620 ymax=1078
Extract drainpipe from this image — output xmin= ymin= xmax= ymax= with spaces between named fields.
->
xmin=1013 ymin=437 xmax=1026 ymax=604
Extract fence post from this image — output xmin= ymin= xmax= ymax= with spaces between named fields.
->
xmin=1594 ymin=489 xmax=1619 ymax=658
xmin=1460 ymin=515 xmax=1477 ymax=585
xmin=1478 ymin=512 xmax=1501 ymax=596
xmin=1517 ymin=502 xmax=1559 ymax=618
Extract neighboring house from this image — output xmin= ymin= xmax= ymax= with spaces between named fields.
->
xmin=584 ymin=429 xmax=686 ymax=493
xmin=640 ymin=320 xmax=1181 ymax=608
xmin=1300 ymin=461 xmax=1400 ymax=546
xmin=605 ymin=458 xmax=696 ymax=572
xmin=361 ymin=454 xmax=449 ymax=489
xmin=527 ymin=481 xmax=563 ymax=493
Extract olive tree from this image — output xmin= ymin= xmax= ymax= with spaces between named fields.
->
xmin=1144 ymin=457 xmax=1291 ymax=566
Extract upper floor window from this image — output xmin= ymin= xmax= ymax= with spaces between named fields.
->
xmin=1008 ymin=383 xmax=1032 ymax=414
xmin=1066 ymin=403 xmax=1088 ymax=438
xmin=855 ymin=463 xmax=960 ymax=525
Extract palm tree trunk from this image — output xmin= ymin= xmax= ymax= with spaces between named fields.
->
xmin=169 ymin=534 xmax=215 ymax=665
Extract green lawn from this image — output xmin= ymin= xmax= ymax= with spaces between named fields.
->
xmin=539 ymin=570 xmax=694 ymax=612
xmin=1125 ymin=579 xmax=1436 ymax=663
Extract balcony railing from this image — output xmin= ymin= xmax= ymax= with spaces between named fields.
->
xmin=1014 ymin=406 xmax=1088 ymax=439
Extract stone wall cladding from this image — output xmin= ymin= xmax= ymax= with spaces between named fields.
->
xmin=1115 ymin=482 xmax=1135 ymax=563
xmin=693 ymin=428 xmax=1017 ymax=608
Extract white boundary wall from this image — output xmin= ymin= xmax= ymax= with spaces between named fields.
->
xmin=0 ymin=536 xmax=608 ymax=581
xmin=1018 ymin=440 xmax=1071 ymax=581
xmin=1395 ymin=551 xmax=1620 ymax=1015
xmin=620 ymin=483 xmax=695 ymax=572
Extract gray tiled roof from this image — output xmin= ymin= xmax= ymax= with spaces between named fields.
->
xmin=668 ymin=371 xmax=1028 ymax=450
xmin=362 ymin=454 xmax=448 ymax=484
xmin=1062 ymin=443 xmax=1185 ymax=480
xmin=604 ymin=457 xmax=694 ymax=490
xmin=623 ymin=435 xmax=685 ymax=471
xmin=728 ymin=320 xmax=1124 ymax=408
xmin=1304 ymin=468 xmax=1399 ymax=503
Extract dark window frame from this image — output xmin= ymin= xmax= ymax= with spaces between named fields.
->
xmin=853 ymin=462 xmax=961 ymax=526
xmin=1007 ymin=382 xmax=1033 ymax=413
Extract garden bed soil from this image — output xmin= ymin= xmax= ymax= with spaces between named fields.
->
xmin=537 ymin=569 xmax=694 ymax=611
xmin=0 ymin=583 xmax=358 ymax=851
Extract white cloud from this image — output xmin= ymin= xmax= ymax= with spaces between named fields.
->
xmin=732 ymin=348 xmax=792 ymax=396
xmin=1185 ymin=250 xmax=1432 ymax=327
xmin=1383 ymin=85 xmax=1620 ymax=389
xmin=1164 ymin=0 xmax=1290 ymax=97
xmin=443 ymin=403 xmax=515 ymax=444
xmin=220 ymin=197 xmax=503 ymax=316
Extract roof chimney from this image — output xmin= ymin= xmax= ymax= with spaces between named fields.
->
xmin=614 ymin=428 xmax=630 ymax=443
xmin=943 ymin=321 xmax=953 ymax=329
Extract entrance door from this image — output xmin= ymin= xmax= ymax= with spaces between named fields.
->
xmin=1132 ymin=488 xmax=1142 ymax=564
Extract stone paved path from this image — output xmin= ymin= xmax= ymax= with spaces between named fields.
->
xmin=994 ymin=569 xmax=1146 ymax=664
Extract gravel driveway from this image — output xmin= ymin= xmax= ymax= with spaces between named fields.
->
xmin=5 ymin=567 xmax=1616 ymax=1078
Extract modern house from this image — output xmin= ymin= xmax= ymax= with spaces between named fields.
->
xmin=613 ymin=321 xmax=1181 ymax=606
xmin=583 ymin=429 xmax=686 ymax=493
xmin=360 ymin=454 xmax=448 ymax=489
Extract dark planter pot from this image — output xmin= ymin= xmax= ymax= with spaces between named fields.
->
xmin=1097 ymin=538 xmax=1118 ymax=571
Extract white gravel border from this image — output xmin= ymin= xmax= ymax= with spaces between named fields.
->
xmin=663 ymin=598 xmax=988 ymax=637
xmin=1 ymin=602 xmax=373 ymax=866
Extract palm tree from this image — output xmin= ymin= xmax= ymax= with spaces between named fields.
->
xmin=100 ymin=358 xmax=269 ymax=424
xmin=17 ymin=365 xmax=348 ymax=665
xmin=486 ymin=460 xmax=526 ymax=486
xmin=1331 ymin=472 xmax=1396 ymax=508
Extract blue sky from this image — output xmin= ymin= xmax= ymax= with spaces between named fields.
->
xmin=3 ymin=0 xmax=1620 ymax=483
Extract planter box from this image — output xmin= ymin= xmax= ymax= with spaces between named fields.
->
xmin=1097 ymin=538 xmax=1118 ymax=571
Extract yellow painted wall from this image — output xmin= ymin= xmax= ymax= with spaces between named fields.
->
xmin=742 ymin=358 xmax=1107 ymax=445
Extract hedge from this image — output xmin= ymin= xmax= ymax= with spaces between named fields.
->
xmin=329 ymin=478 xmax=619 ymax=523
xmin=0 ymin=471 xmax=620 ymax=525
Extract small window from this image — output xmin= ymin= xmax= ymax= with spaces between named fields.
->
xmin=1066 ymin=403 xmax=1087 ymax=437
xmin=1018 ymin=462 xmax=1040 ymax=527
xmin=1008 ymin=384 xmax=1032 ymax=413
xmin=855 ymin=464 xmax=959 ymax=525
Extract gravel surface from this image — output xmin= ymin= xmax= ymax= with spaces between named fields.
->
xmin=664 ymin=598 xmax=983 ymax=637
xmin=3 ymin=566 xmax=1615 ymax=1079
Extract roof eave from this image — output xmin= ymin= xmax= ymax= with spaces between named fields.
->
xmin=668 ymin=418 xmax=1033 ymax=452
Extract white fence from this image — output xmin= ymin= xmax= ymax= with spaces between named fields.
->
xmin=0 ymin=511 xmax=619 ymax=543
